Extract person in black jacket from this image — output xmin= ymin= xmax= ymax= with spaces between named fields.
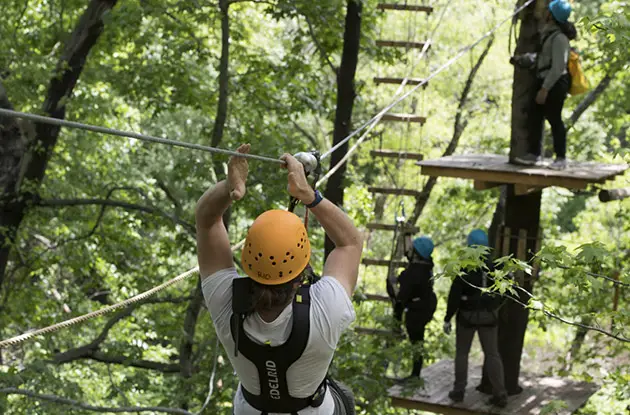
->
xmin=394 ymin=236 xmax=438 ymax=379
xmin=443 ymin=229 xmax=507 ymax=408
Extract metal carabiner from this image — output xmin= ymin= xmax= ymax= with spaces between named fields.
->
xmin=288 ymin=150 xmax=321 ymax=213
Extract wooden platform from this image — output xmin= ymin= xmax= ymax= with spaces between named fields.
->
xmin=368 ymin=187 xmax=426 ymax=198
xmin=417 ymin=154 xmax=628 ymax=192
xmin=381 ymin=113 xmax=427 ymax=124
xmin=366 ymin=222 xmax=419 ymax=233
xmin=355 ymin=327 xmax=404 ymax=337
xmin=377 ymin=3 xmax=434 ymax=13
xmin=370 ymin=149 xmax=425 ymax=161
xmin=389 ymin=360 xmax=599 ymax=415
xmin=376 ymin=40 xmax=430 ymax=49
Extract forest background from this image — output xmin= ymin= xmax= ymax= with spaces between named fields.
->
xmin=0 ymin=0 xmax=629 ymax=413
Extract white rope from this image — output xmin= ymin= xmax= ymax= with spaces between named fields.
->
xmin=0 ymin=240 xmax=246 ymax=348
xmin=0 ymin=109 xmax=285 ymax=165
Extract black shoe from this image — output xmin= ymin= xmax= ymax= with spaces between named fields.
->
xmin=476 ymin=384 xmax=493 ymax=395
xmin=488 ymin=395 xmax=508 ymax=408
xmin=448 ymin=390 xmax=464 ymax=402
xmin=507 ymin=385 xmax=523 ymax=396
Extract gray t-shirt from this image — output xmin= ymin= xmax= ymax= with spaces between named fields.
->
xmin=202 ymin=268 xmax=356 ymax=415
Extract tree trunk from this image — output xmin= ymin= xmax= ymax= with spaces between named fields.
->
xmin=323 ymin=0 xmax=362 ymax=259
xmin=179 ymin=0 xmax=230 ymax=408
xmin=0 ymin=0 xmax=119 ymax=292
xmin=481 ymin=0 xmax=543 ymax=395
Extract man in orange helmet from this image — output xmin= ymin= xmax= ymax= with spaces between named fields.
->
xmin=196 ymin=144 xmax=363 ymax=414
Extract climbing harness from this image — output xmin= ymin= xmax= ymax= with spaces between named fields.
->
xmin=288 ymin=151 xmax=321 ymax=213
xmin=230 ymin=282 xmax=327 ymax=414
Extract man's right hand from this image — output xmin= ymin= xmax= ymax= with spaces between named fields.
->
xmin=443 ymin=321 xmax=452 ymax=335
xmin=280 ymin=153 xmax=315 ymax=204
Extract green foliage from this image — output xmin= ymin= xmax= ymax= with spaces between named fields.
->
xmin=1 ymin=0 xmax=629 ymax=414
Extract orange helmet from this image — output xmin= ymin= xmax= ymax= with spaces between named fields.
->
xmin=241 ymin=210 xmax=311 ymax=285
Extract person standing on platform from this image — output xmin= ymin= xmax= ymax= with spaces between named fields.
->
xmin=513 ymin=0 xmax=577 ymax=170
xmin=393 ymin=236 xmax=438 ymax=380
xmin=443 ymin=229 xmax=507 ymax=408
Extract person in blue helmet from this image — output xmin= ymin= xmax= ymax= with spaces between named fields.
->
xmin=393 ymin=236 xmax=438 ymax=379
xmin=443 ymin=229 xmax=507 ymax=408
xmin=513 ymin=0 xmax=577 ymax=170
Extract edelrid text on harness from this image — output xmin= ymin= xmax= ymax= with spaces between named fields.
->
xmin=230 ymin=281 xmax=327 ymax=414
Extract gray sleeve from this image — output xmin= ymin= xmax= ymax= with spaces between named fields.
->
xmin=542 ymin=34 xmax=570 ymax=90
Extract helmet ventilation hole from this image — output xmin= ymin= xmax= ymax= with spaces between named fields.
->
xmin=248 ymin=264 xmax=252 ymax=270
xmin=289 ymin=270 xmax=293 ymax=275
xmin=283 ymin=259 xmax=287 ymax=263
xmin=269 ymin=256 xmax=274 ymax=260
xmin=291 ymin=256 xmax=294 ymax=260
xmin=279 ymin=271 xmax=283 ymax=277
xmin=258 ymin=253 xmax=262 ymax=257
xmin=286 ymin=251 xmax=290 ymax=256
xmin=272 ymin=262 xmax=276 ymax=266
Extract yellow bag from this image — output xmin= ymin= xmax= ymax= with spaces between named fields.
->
xmin=568 ymin=48 xmax=589 ymax=95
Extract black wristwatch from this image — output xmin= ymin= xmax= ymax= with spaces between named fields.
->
xmin=305 ymin=190 xmax=323 ymax=209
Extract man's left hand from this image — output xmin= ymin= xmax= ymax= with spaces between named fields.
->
xmin=535 ymin=88 xmax=548 ymax=105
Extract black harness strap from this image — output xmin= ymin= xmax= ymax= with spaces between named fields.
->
xmin=230 ymin=284 xmax=327 ymax=414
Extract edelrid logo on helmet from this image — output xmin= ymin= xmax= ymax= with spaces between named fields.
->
xmin=266 ymin=360 xmax=280 ymax=399
xmin=257 ymin=271 xmax=271 ymax=280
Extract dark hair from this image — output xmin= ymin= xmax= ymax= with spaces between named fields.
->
xmin=558 ymin=21 xmax=578 ymax=41
xmin=250 ymin=274 xmax=304 ymax=313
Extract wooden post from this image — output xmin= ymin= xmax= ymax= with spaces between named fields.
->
xmin=324 ymin=0 xmax=362 ymax=259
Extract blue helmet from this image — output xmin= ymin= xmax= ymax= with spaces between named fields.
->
xmin=467 ymin=229 xmax=489 ymax=247
xmin=413 ymin=236 xmax=434 ymax=259
xmin=549 ymin=0 xmax=572 ymax=24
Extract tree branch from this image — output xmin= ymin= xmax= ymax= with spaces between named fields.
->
xmin=411 ymin=36 xmax=495 ymax=224
xmin=302 ymin=13 xmax=337 ymax=75
xmin=0 ymin=388 xmax=193 ymax=414
xmin=567 ymin=73 xmax=614 ymax=129
xmin=35 ymin=198 xmax=195 ymax=236
xmin=88 ymin=351 xmax=182 ymax=372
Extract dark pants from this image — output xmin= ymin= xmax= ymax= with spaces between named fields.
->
xmin=528 ymin=73 xmax=570 ymax=159
xmin=405 ymin=301 xmax=436 ymax=376
xmin=454 ymin=311 xmax=507 ymax=398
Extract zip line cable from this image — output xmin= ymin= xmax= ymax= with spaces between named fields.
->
xmin=1 ymin=0 xmax=535 ymax=348
xmin=0 ymin=108 xmax=285 ymax=165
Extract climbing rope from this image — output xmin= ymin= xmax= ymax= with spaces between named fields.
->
xmin=0 ymin=108 xmax=285 ymax=165
xmin=0 ymin=240 xmax=245 ymax=349
xmin=0 ymin=0 xmax=536 ymax=349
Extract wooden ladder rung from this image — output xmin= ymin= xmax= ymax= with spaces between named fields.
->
xmin=364 ymin=293 xmax=391 ymax=302
xmin=381 ymin=113 xmax=426 ymax=124
xmin=370 ymin=150 xmax=424 ymax=161
xmin=362 ymin=258 xmax=408 ymax=267
xmin=366 ymin=223 xmax=419 ymax=233
xmin=377 ymin=3 xmax=434 ymax=13
xmin=376 ymin=40 xmax=430 ymax=50
xmin=355 ymin=327 xmax=404 ymax=337
xmin=373 ymin=77 xmax=428 ymax=87
xmin=368 ymin=187 xmax=426 ymax=198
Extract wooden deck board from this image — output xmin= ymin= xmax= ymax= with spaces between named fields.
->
xmin=377 ymin=3 xmax=434 ymax=13
xmin=366 ymin=222 xmax=420 ymax=233
xmin=417 ymin=154 xmax=628 ymax=190
xmin=370 ymin=149 xmax=425 ymax=160
xmin=389 ymin=360 xmax=599 ymax=415
xmin=362 ymin=258 xmax=408 ymax=268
